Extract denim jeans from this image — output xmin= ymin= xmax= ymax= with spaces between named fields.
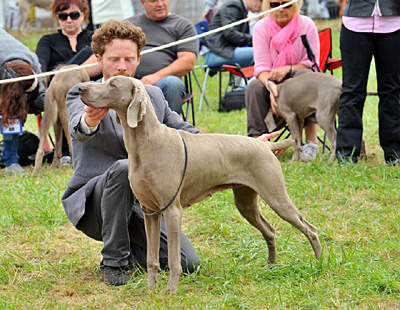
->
xmin=155 ymin=76 xmax=186 ymax=115
xmin=2 ymin=134 xmax=19 ymax=166
xmin=203 ymin=47 xmax=254 ymax=68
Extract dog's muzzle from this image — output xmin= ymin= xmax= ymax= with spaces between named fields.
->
xmin=78 ymin=85 xmax=87 ymax=94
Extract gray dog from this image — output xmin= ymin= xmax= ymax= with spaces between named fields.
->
xmin=32 ymin=65 xmax=90 ymax=177
xmin=79 ymin=76 xmax=322 ymax=294
xmin=267 ymin=72 xmax=341 ymax=162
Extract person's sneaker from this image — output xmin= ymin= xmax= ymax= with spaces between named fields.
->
xmin=5 ymin=164 xmax=26 ymax=175
xmin=60 ymin=156 xmax=71 ymax=165
xmin=301 ymin=141 xmax=318 ymax=162
xmin=102 ymin=266 xmax=132 ymax=286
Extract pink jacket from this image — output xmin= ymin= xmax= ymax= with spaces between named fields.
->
xmin=253 ymin=15 xmax=320 ymax=78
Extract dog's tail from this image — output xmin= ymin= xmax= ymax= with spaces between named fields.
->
xmin=267 ymin=139 xmax=294 ymax=152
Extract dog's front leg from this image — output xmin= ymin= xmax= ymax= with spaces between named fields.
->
xmin=163 ymin=205 xmax=183 ymax=295
xmin=286 ymin=114 xmax=302 ymax=161
xmin=144 ymin=213 xmax=161 ymax=290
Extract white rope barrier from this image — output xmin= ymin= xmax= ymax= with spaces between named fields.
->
xmin=0 ymin=0 xmax=297 ymax=85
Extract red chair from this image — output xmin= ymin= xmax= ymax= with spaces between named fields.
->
xmin=318 ymin=28 xmax=342 ymax=74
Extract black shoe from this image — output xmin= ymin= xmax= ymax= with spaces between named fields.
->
xmin=102 ymin=266 xmax=132 ymax=286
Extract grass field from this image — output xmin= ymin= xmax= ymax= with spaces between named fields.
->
xmin=0 ymin=20 xmax=399 ymax=309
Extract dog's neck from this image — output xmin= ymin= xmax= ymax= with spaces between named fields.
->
xmin=116 ymin=91 xmax=166 ymax=160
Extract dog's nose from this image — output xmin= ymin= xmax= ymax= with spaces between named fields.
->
xmin=78 ymin=85 xmax=87 ymax=94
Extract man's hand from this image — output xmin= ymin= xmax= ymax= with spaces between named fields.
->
xmin=257 ymin=131 xmax=287 ymax=156
xmin=84 ymin=106 xmax=109 ymax=127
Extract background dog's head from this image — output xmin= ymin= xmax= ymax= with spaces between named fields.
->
xmin=79 ymin=76 xmax=147 ymax=128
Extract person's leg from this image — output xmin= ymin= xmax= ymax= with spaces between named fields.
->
xmin=155 ymin=76 xmax=186 ymax=115
xmin=3 ymin=134 xmax=25 ymax=174
xmin=65 ymin=46 xmax=93 ymax=65
xmin=374 ymin=29 xmax=400 ymax=163
xmin=76 ymin=160 xmax=134 ymax=285
xmin=77 ymin=159 xmax=200 ymax=280
xmin=336 ymin=25 xmax=373 ymax=163
xmin=304 ymin=121 xmax=318 ymax=144
xmin=245 ymin=78 xmax=271 ymax=136
xmin=204 ymin=47 xmax=254 ymax=68
xmin=2 ymin=134 xmax=19 ymax=166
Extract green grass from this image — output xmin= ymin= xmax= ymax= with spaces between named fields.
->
xmin=1 ymin=20 xmax=399 ymax=309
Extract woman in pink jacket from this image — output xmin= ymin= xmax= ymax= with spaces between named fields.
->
xmin=245 ymin=0 xmax=320 ymax=162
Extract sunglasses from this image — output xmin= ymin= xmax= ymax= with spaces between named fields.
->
xmin=270 ymin=2 xmax=293 ymax=8
xmin=57 ymin=11 xmax=82 ymax=21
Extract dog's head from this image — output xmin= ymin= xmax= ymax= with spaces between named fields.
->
xmin=79 ymin=76 xmax=147 ymax=128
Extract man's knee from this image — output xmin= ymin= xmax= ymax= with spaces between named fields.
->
xmin=106 ymin=159 xmax=130 ymax=185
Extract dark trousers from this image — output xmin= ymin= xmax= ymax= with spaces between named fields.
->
xmin=337 ymin=25 xmax=400 ymax=162
xmin=76 ymin=160 xmax=201 ymax=273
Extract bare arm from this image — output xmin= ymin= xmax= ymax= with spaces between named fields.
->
xmin=82 ymin=54 xmax=102 ymax=78
xmin=140 ymin=51 xmax=196 ymax=85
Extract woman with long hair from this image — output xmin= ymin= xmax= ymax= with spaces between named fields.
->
xmin=0 ymin=29 xmax=45 ymax=174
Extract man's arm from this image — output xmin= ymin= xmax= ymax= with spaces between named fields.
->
xmin=82 ymin=54 xmax=102 ymax=78
xmin=140 ymin=51 xmax=196 ymax=85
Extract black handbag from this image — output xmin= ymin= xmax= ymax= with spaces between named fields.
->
xmin=219 ymin=90 xmax=245 ymax=112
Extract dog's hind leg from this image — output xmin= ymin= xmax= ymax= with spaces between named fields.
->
xmin=259 ymin=187 xmax=322 ymax=260
xmin=233 ymin=186 xmax=277 ymax=264
xmin=316 ymin=113 xmax=337 ymax=162
xmin=144 ymin=212 xmax=162 ymax=290
xmin=285 ymin=113 xmax=302 ymax=161
xmin=163 ymin=205 xmax=183 ymax=294
xmin=51 ymin=120 xmax=63 ymax=169
xmin=32 ymin=96 xmax=57 ymax=177
xmin=58 ymin=104 xmax=72 ymax=161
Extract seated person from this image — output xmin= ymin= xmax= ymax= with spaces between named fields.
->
xmin=36 ymin=0 xmax=93 ymax=73
xmin=35 ymin=0 xmax=93 ymax=165
xmin=0 ymin=29 xmax=45 ymax=175
xmin=245 ymin=0 xmax=320 ymax=162
xmin=202 ymin=0 xmax=263 ymax=69
xmin=125 ymin=0 xmax=198 ymax=116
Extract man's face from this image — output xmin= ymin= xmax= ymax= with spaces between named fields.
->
xmin=97 ymin=39 xmax=141 ymax=81
xmin=248 ymin=0 xmax=263 ymax=13
xmin=141 ymin=0 xmax=169 ymax=21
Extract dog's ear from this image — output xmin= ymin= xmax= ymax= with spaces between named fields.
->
xmin=127 ymin=82 xmax=147 ymax=128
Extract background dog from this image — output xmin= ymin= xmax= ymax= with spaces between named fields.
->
xmin=269 ymin=72 xmax=341 ymax=162
xmin=17 ymin=0 xmax=53 ymax=33
xmin=32 ymin=65 xmax=89 ymax=177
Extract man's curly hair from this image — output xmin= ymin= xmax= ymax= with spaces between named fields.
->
xmin=91 ymin=19 xmax=146 ymax=57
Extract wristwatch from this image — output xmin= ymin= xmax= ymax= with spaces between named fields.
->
xmin=289 ymin=65 xmax=295 ymax=77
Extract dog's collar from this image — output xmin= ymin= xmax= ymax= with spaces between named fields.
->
xmin=141 ymin=132 xmax=188 ymax=216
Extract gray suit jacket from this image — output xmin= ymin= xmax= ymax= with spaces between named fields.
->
xmin=61 ymin=82 xmax=199 ymax=227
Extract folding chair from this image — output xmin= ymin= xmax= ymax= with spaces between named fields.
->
xmin=317 ymin=28 xmax=342 ymax=152
xmin=318 ymin=28 xmax=342 ymax=74
xmin=181 ymin=72 xmax=196 ymax=126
